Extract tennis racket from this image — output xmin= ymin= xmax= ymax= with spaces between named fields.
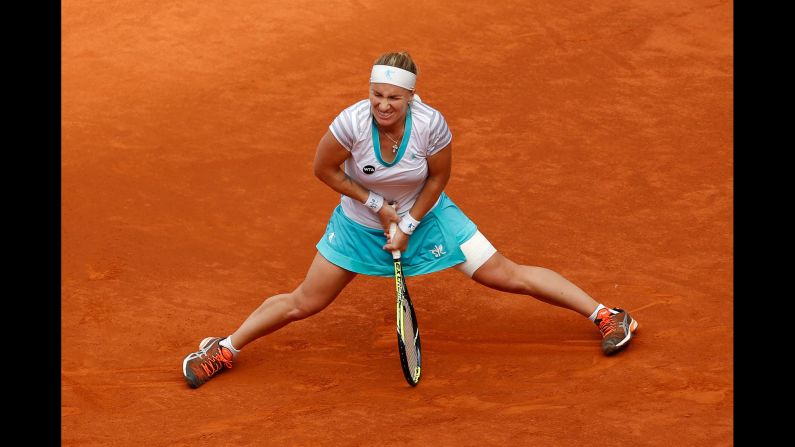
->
xmin=389 ymin=217 xmax=422 ymax=386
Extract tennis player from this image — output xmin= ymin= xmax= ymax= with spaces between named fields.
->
xmin=182 ymin=51 xmax=639 ymax=388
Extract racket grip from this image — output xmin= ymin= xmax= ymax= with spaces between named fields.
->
xmin=388 ymin=205 xmax=401 ymax=260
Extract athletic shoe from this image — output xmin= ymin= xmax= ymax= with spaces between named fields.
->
xmin=182 ymin=337 xmax=234 ymax=388
xmin=594 ymin=307 xmax=639 ymax=355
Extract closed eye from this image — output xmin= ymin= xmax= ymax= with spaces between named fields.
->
xmin=372 ymin=91 xmax=402 ymax=100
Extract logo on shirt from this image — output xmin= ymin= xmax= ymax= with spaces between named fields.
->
xmin=363 ymin=165 xmax=375 ymax=175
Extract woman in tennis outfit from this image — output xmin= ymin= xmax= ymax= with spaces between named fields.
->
xmin=182 ymin=51 xmax=639 ymax=388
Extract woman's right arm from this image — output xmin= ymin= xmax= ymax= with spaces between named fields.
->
xmin=312 ymin=130 xmax=399 ymax=231
xmin=312 ymin=130 xmax=369 ymax=203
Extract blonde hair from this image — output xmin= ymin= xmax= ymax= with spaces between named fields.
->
xmin=374 ymin=51 xmax=418 ymax=75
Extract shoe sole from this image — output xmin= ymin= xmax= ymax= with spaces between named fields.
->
xmin=615 ymin=318 xmax=639 ymax=347
xmin=182 ymin=354 xmax=201 ymax=388
xmin=605 ymin=317 xmax=639 ymax=355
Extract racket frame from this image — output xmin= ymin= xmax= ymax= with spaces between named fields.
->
xmin=389 ymin=212 xmax=422 ymax=386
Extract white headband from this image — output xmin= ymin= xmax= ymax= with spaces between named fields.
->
xmin=369 ymin=64 xmax=416 ymax=91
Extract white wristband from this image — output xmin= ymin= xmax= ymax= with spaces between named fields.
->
xmin=398 ymin=213 xmax=421 ymax=235
xmin=364 ymin=191 xmax=384 ymax=212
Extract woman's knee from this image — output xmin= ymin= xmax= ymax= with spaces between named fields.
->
xmin=472 ymin=254 xmax=524 ymax=293
xmin=284 ymin=286 xmax=336 ymax=321
xmin=280 ymin=253 xmax=354 ymax=321
xmin=473 ymin=254 xmax=555 ymax=296
xmin=515 ymin=265 xmax=547 ymax=296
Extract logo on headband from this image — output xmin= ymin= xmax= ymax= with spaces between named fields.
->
xmin=370 ymin=64 xmax=415 ymax=90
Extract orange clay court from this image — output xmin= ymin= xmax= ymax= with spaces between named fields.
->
xmin=61 ymin=1 xmax=733 ymax=445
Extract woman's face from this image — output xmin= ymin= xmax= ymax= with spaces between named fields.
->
xmin=369 ymin=82 xmax=414 ymax=129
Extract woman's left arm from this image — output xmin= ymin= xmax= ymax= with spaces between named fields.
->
xmin=383 ymin=142 xmax=452 ymax=252
xmin=409 ymin=142 xmax=452 ymax=220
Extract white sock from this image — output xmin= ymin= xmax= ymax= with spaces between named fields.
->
xmin=220 ymin=336 xmax=241 ymax=359
xmin=588 ymin=304 xmax=618 ymax=322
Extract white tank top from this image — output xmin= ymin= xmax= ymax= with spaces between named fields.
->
xmin=328 ymin=95 xmax=453 ymax=229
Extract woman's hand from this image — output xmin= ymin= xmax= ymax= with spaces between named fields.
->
xmin=378 ymin=202 xmax=408 ymax=253
xmin=383 ymin=226 xmax=409 ymax=253
xmin=377 ymin=202 xmax=400 ymax=235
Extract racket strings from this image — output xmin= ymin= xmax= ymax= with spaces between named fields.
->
xmin=402 ymin=301 xmax=419 ymax=375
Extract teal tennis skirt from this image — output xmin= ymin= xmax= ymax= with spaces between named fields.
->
xmin=316 ymin=192 xmax=478 ymax=277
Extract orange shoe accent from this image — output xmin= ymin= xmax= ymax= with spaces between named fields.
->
xmin=596 ymin=308 xmax=617 ymax=336
xmin=199 ymin=346 xmax=234 ymax=377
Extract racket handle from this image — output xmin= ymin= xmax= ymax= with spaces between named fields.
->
xmin=388 ymin=204 xmax=401 ymax=260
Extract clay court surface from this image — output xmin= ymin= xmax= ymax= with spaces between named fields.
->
xmin=62 ymin=0 xmax=732 ymax=445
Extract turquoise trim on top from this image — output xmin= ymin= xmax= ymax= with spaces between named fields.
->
xmin=371 ymin=106 xmax=413 ymax=167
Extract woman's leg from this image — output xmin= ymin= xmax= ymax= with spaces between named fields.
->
xmin=182 ymin=252 xmax=356 ymax=387
xmin=469 ymin=252 xmax=599 ymax=317
xmin=464 ymin=250 xmax=639 ymax=355
xmin=230 ymin=252 xmax=357 ymax=349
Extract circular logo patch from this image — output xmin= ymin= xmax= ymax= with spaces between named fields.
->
xmin=363 ymin=165 xmax=375 ymax=175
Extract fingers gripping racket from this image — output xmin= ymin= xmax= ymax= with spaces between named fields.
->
xmin=389 ymin=217 xmax=422 ymax=386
